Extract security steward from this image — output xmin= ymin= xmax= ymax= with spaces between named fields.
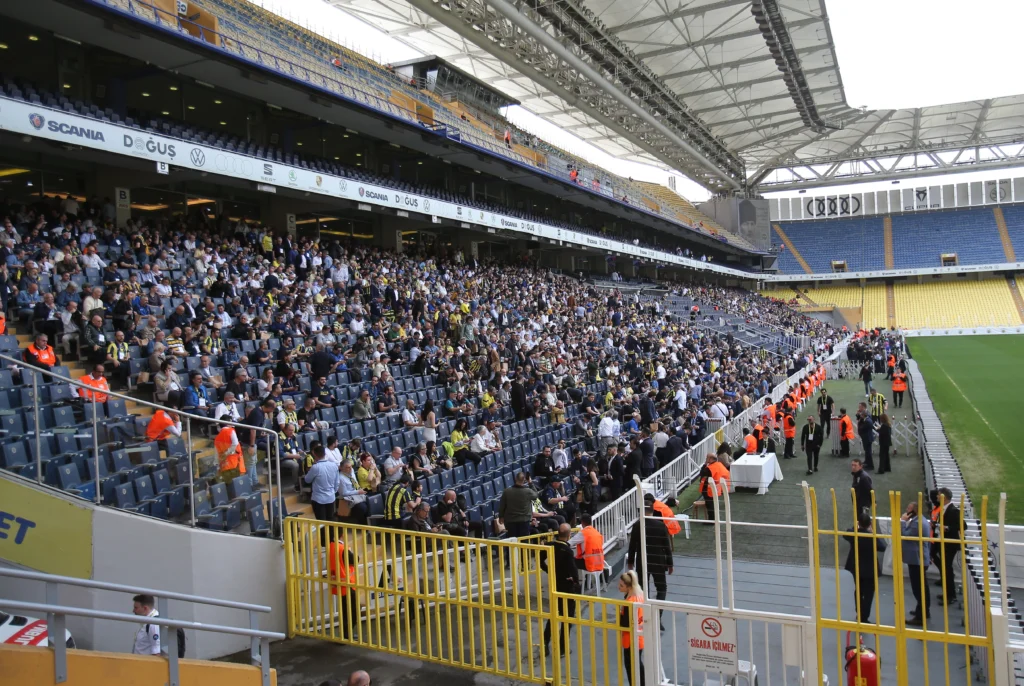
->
xmin=327 ymin=528 xmax=358 ymax=639
xmin=817 ymin=388 xmax=835 ymax=437
xmin=782 ymin=410 xmax=797 ymax=459
xmin=541 ymin=523 xmax=580 ymax=656
xmin=572 ymin=513 xmax=606 ymax=572
xmin=649 ymin=493 xmax=681 ymax=541
xmin=838 ymin=407 xmax=855 ymax=457
xmin=886 ymin=353 xmax=897 ymax=380
xmin=801 ymin=415 xmax=825 ymax=475
xmin=214 ymin=416 xmax=246 ymax=484
xmin=23 ymin=333 xmax=58 ymax=371
xmin=742 ymin=427 xmax=758 ymax=454
xmin=698 ymin=453 xmax=730 ymax=520
xmin=892 ymin=369 xmax=908 ymax=408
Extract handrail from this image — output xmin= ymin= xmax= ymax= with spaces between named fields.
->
xmin=0 ymin=568 xmax=272 ymax=614
xmin=0 ymin=600 xmax=284 ymax=640
xmin=0 ymin=350 xmax=284 ymax=537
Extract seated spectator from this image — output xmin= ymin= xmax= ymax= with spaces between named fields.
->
xmin=183 ymin=371 xmax=211 ymax=416
xmin=403 ymin=501 xmax=441 ymax=535
xmin=409 ymin=442 xmax=435 ymax=478
xmin=468 ymin=426 xmax=493 ymax=462
xmin=213 ymin=391 xmax=242 ymax=424
xmin=337 ymin=460 xmax=368 ymax=525
xmin=22 ymin=333 xmax=59 ymax=371
xmin=543 ymin=478 xmax=576 ymax=525
xmin=436 ymin=489 xmax=483 ymax=537
xmin=352 ymin=389 xmax=374 ymax=420
xmin=154 ymin=360 xmax=182 ymax=404
xmin=447 ymin=419 xmax=473 ymax=466
xmin=381 ymin=447 xmax=408 ymax=490
xmin=276 ymin=423 xmax=303 ymax=490
xmin=356 ymin=453 xmax=382 ymax=492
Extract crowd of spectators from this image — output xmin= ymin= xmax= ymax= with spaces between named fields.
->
xmin=2 ymin=193 xmax=835 ymax=537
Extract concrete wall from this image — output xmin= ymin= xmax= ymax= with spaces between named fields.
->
xmin=0 ymin=476 xmax=286 ymax=660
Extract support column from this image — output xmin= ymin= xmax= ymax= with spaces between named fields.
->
xmin=374 ymin=216 xmax=404 ymax=254
xmin=556 ymin=252 xmax=575 ymax=273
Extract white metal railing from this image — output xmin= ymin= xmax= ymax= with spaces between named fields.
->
xmin=0 ymin=567 xmax=284 ymax=686
xmin=4 ymin=352 xmax=285 ymax=536
xmin=591 ymin=337 xmax=850 ymax=554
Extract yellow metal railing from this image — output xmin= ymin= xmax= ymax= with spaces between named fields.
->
xmin=809 ymin=487 xmax=994 ymax=686
xmin=283 ymin=518 xmax=638 ymax=684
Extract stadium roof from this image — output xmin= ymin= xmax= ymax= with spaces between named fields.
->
xmin=330 ymin=0 xmax=1024 ymax=191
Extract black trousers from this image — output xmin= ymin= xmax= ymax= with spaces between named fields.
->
xmin=784 ymin=436 xmax=795 ymax=457
xmin=855 ymin=581 xmax=875 ymax=623
xmin=505 ymin=521 xmax=532 ymax=538
xmin=312 ymin=500 xmax=336 ymax=522
xmin=908 ymin=564 xmax=930 ymax=618
xmin=820 ymin=412 xmax=832 ymax=437
xmin=806 ymin=444 xmax=820 ymax=471
xmin=840 ymin=439 xmax=850 ymax=457
xmin=543 ymin=596 xmax=576 ymax=655
xmin=878 ymin=444 xmax=891 ymax=473
xmin=623 ymin=647 xmax=645 ymax=686
xmin=703 ymin=493 xmax=717 ymax=520
xmin=338 ymin=590 xmax=355 ymax=639
xmin=893 ymin=390 xmax=904 ymax=407
xmin=636 ymin=565 xmax=667 ymax=603
xmin=937 ymin=546 xmax=958 ymax=600
xmin=861 ymin=439 xmax=874 ymax=469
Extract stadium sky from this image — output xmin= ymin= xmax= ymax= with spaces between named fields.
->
xmin=246 ymin=0 xmax=1024 ymax=202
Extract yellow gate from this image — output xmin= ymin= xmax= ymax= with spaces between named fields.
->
xmin=282 ymin=517 xmax=638 ymax=685
xmin=808 ymin=487 xmax=994 ymax=686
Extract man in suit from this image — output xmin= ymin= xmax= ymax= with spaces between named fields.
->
xmin=627 ymin=500 xmax=673 ymax=628
xmin=933 ymin=487 xmax=962 ymax=605
xmin=541 ymin=523 xmax=579 ymax=656
xmin=801 ymin=415 xmax=824 ymax=475
xmin=856 ymin=404 xmax=875 ymax=471
xmin=851 ymin=459 xmax=873 ymax=518
xmin=510 ymin=376 xmax=526 ymax=421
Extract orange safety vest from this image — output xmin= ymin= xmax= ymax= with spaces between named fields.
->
xmin=782 ymin=396 xmax=795 ymax=413
xmin=653 ymin=500 xmax=681 ymax=536
xmin=752 ymin=423 xmax=764 ymax=441
xmin=621 ymin=594 xmax=644 ymax=649
xmin=328 ymin=541 xmax=356 ymax=597
xmin=215 ymin=426 xmax=245 ymax=474
xmin=801 ymin=380 xmax=811 ymax=397
xmin=839 ymin=415 xmax=855 ymax=441
xmin=763 ymin=404 xmax=777 ymax=428
xmin=78 ymin=374 xmax=110 ymax=403
xmin=743 ymin=433 xmax=757 ymax=454
xmin=575 ymin=526 xmax=606 ymax=572
xmin=0 ymin=311 xmax=6 ymax=335
xmin=783 ymin=415 xmax=797 ymax=439
xmin=887 ymin=355 xmax=896 ymax=369
xmin=892 ymin=372 xmax=907 ymax=392
xmin=700 ymin=461 xmax=730 ymax=498
xmin=27 ymin=343 xmax=56 ymax=366
xmin=146 ymin=410 xmax=177 ymax=442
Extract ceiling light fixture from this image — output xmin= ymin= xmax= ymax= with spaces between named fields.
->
xmin=141 ymin=92 xmax=150 ymax=97
xmin=28 ymin=35 xmax=39 ymax=42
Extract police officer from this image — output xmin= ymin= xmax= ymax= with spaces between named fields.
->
xmin=541 ymin=523 xmax=579 ymax=656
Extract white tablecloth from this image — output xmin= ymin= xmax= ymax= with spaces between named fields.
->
xmin=730 ymin=453 xmax=783 ymax=495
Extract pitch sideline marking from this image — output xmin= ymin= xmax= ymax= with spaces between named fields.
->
xmin=928 ymin=356 xmax=1024 ymax=468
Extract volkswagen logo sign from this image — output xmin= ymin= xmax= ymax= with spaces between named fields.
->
xmin=424 ymin=199 xmax=430 ymax=212
xmin=190 ymin=148 xmax=206 ymax=167
xmin=339 ymin=179 xmax=347 ymax=193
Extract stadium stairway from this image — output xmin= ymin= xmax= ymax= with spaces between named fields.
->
xmin=885 ymin=283 xmax=896 ymax=329
xmin=1006 ymin=275 xmax=1024 ymax=324
xmin=883 ymin=216 xmax=894 ymax=269
xmin=771 ymin=224 xmax=812 ymax=274
xmin=994 ymin=207 xmax=1017 ymax=262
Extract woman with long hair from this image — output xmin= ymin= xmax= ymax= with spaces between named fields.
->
xmin=421 ymin=399 xmax=437 ymax=444
xmin=617 ymin=570 xmax=646 ymax=686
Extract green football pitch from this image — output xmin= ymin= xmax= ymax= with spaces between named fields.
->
xmin=909 ymin=335 xmax=1024 ymax=524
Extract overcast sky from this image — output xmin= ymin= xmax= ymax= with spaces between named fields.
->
xmin=246 ymin=0 xmax=1024 ymax=202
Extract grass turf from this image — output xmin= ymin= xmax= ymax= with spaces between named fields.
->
xmin=909 ymin=335 xmax=1024 ymax=524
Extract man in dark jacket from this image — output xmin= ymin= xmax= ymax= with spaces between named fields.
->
xmin=933 ymin=487 xmax=962 ymax=604
xmin=639 ymin=430 xmax=656 ymax=477
xmin=843 ymin=510 xmax=878 ymax=623
xmin=857 ymin=404 xmax=875 ymax=471
xmin=623 ymin=437 xmax=643 ymax=484
xmin=510 ymin=377 xmax=527 ymax=421
xmin=627 ymin=502 xmax=673 ymax=627
xmin=851 ymin=459 xmax=873 ymax=518
xmin=541 ymin=523 xmax=579 ymax=655
xmin=801 ymin=415 xmax=825 ymax=475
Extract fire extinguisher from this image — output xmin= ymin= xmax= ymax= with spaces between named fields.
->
xmin=844 ymin=631 xmax=879 ymax=686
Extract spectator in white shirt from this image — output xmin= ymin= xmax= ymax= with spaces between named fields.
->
xmin=213 ymin=392 xmax=242 ymax=423
xmin=469 ymin=426 xmax=493 ymax=457
xmin=401 ymin=399 xmax=422 ymax=428
xmin=598 ymin=412 xmax=618 ymax=452
xmin=131 ymin=594 xmax=162 ymax=656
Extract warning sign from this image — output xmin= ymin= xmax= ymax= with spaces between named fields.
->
xmin=687 ymin=613 xmax=738 ymax=675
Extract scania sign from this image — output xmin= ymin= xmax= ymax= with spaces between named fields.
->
xmin=359 ymin=187 xmax=389 ymax=202
xmin=33 ymin=113 xmax=105 ymax=141
xmin=122 ymin=134 xmax=175 ymax=157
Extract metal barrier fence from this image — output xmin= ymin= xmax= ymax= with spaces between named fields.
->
xmin=282 ymin=517 xmax=643 ymax=684
xmin=808 ymin=486 xmax=993 ymax=686
xmin=0 ymin=567 xmax=283 ymax=686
